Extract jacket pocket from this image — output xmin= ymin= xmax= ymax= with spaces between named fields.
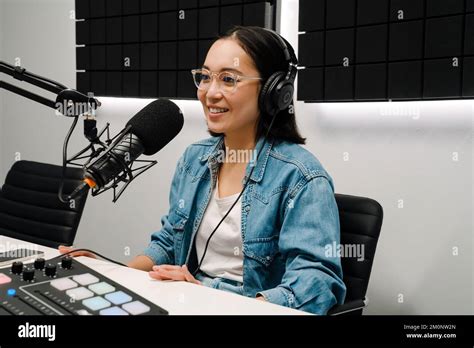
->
xmin=243 ymin=236 xmax=279 ymax=267
xmin=169 ymin=210 xmax=189 ymax=263
xmin=171 ymin=209 xmax=188 ymax=231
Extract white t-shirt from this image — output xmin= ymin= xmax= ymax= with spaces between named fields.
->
xmin=195 ymin=178 xmax=243 ymax=283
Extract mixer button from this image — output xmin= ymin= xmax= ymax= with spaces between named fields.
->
xmin=100 ymin=306 xmax=129 ymax=315
xmin=72 ymin=273 xmax=99 ymax=286
xmin=105 ymin=291 xmax=132 ymax=305
xmin=66 ymin=287 xmax=94 ymax=301
xmin=88 ymin=282 xmax=115 ymax=295
xmin=82 ymin=296 xmax=111 ymax=311
xmin=51 ymin=278 xmax=78 ymax=291
xmin=122 ymin=301 xmax=150 ymax=315
xmin=0 ymin=273 xmax=12 ymax=285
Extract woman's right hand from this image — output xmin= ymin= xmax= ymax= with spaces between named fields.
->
xmin=58 ymin=245 xmax=97 ymax=259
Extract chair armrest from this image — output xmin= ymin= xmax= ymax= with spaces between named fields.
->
xmin=327 ymin=297 xmax=368 ymax=316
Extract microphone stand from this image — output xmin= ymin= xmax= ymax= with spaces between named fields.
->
xmin=0 ymin=60 xmax=107 ymax=159
xmin=0 ymin=60 xmax=157 ymax=203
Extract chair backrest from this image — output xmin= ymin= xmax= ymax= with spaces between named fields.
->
xmin=0 ymin=160 xmax=89 ymax=248
xmin=335 ymin=193 xmax=383 ymax=310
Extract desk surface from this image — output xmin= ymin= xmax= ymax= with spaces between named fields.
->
xmin=0 ymin=236 xmax=307 ymax=315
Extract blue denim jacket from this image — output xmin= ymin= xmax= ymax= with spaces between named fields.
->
xmin=143 ymin=135 xmax=346 ymax=314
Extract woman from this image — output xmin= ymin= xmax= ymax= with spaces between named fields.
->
xmin=61 ymin=26 xmax=346 ymax=315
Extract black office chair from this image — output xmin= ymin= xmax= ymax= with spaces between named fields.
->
xmin=0 ymin=160 xmax=89 ymax=248
xmin=327 ymin=193 xmax=383 ymax=315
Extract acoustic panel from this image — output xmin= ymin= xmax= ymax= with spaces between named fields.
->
xmin=75 ymin=0 xmax=273 ymax=99
xmin=298 ymin=0 xmax=474 ymax=102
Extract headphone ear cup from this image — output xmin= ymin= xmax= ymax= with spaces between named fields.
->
xmin=276 ymin=81 xmax=294 ymax=111
xmin=259 ymin=72 xmax=285 ymax=116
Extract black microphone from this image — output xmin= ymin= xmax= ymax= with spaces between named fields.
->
xmin=81 ymin=99 xmax=183 ymax=191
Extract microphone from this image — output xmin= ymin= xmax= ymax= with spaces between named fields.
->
xmin=70 ymin=99 xmax=184 ymax=201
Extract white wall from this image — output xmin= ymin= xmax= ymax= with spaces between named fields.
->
xmin=0 ymin=0 xmax=82 ymax=182
xmin=0 ymin=0 xmax=472 ymax=315
xmin=281 ymin=0 xmax=473 ymax=315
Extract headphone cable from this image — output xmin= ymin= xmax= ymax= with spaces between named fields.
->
xmin=192 ymin=113 xmax=278 ymax=277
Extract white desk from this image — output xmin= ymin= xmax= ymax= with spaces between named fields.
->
xmin=0 ymin=236 xmax=307 ymax=315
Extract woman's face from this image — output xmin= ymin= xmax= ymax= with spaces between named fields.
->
xmin=198 ymin=38 xmax=261 ymax=138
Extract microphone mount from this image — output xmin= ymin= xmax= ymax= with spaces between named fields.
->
xmin=66 ymin=124 xmax=157 ymax=203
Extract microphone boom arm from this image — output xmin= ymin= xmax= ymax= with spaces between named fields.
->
xmin=0 ymin=60 xmax=100 ymax=117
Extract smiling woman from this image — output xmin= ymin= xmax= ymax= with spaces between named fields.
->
xmin=197 ymin=37 xmax=263 ymax=140
xmin=61 ymin=26 xmax=346 ymax=315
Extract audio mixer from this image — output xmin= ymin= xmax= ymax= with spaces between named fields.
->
xmin=0 ymin=256 xmax=168 ymax=315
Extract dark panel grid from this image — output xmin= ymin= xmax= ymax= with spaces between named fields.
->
xmin=297 ymin=68 xmax=324 ymax=101
xmin=106 ymin=0 xmax=122 ymax=17
xmin=298 ymin=32 xmax=324 ymax=67
xmin=423 ymin=58 xmax=462 ymax=98
xmin=75 ymin=0 xmax=271 ymax=98
xmin=76 ymin=21 xmax=90 ymax=45
xmin=355 ymin=63 xmax=387 ymax=100
xmin=106 ymin=17 xmax=122 ymax=44
xmin=357 ymin=0 xmax=389 ymax=26
xmin=299 ymin=0 xmax=325 ymax=32
xmin=356 ymin=24 xmax=387 ymax=63
xmin=390 ymin=0 xmax=424 ymax=21
xmin=388 ymin=61 xmax=423 ymax=100
xmin=325 ymin=66 xmax=354 ymax=101
xmin=468 ymin=0 xmax=474 ymax=13
xmin=463 ymin=57 xmax=474 ymax=96
xmin=298 ymin=0 xmax=474 ymax=102
xmin=326 ymin=0 xmax=356 ymax=29
xmin=243 ymin=2 xmax=267 ymax=27
xmin=325 ymin=28 xmax=354 ymax=66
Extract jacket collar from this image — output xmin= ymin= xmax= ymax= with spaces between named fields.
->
xmin=199 ymin=135 xmax=274 ymax=183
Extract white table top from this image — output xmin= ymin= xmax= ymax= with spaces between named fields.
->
xmin=0 ymin=236 xmax=308 ymax=315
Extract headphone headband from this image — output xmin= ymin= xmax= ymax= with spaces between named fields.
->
xmin=261 ymin=28 xmax=298 ymax=83
xmin=258 ymin=27 xmax=298 ymax=116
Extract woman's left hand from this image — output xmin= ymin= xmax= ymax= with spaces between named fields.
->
xmin=149 ymin=264 xmax=201 ymax=285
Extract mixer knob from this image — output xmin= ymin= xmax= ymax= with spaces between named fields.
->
xmin=34 ymin=258 xmax=46 ymax=270
xmin=23 ymin=268 xmax=35 ymax=282
xmin=11 ymin=261 xmax=23 ymax=274
xmin=45 ymin=263 xmax=57 ymax=277
xmin=61 ymin=256 xmax=73 ymax=270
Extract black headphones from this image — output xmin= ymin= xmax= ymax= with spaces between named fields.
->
xmin=258 ymin=28 xmax=299 ymax=116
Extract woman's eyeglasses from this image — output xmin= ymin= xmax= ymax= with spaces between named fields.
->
xmin=191 ymin=68 xmax=262 ymax=94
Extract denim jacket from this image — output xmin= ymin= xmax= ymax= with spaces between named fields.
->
xmin=143 ymin=135 xmax=346 ymax=314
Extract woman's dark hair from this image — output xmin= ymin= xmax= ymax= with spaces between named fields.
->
xmin=207 ymin=26 xmax=306 ymax=145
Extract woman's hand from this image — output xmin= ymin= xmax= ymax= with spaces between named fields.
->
xmin=58 ymin=245 xmax=97 ymax=259
xmin=256 ymin=295 xmax=267 ymax=302
xmin=149 ymin=264 xmax=201 ymax=285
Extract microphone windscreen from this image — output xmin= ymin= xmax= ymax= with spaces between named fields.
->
xmin=126 ymin=99 xmax=184 ymax=155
